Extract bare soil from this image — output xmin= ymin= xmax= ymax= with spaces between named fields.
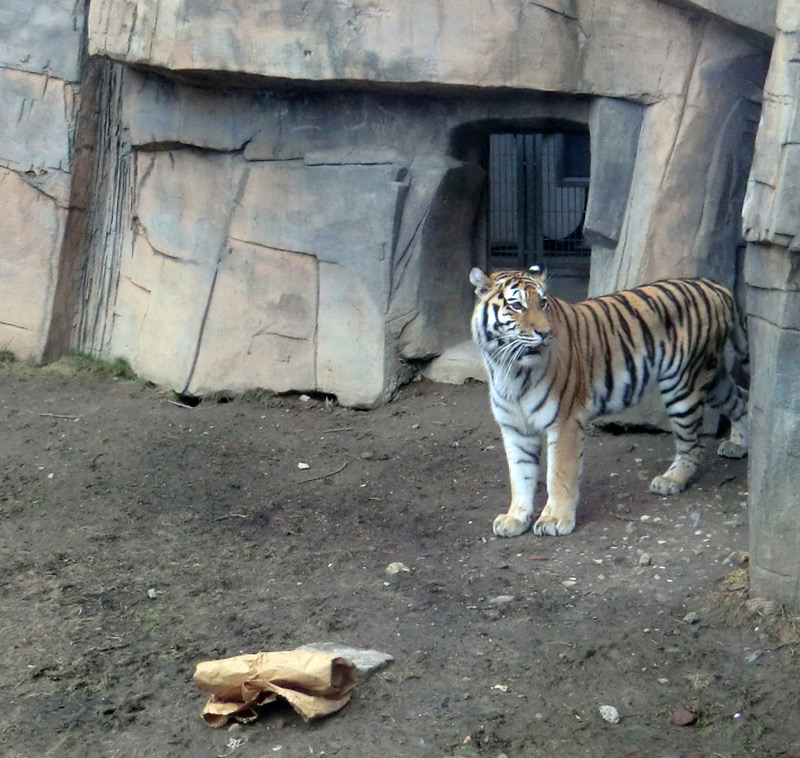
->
xmin=1 ymin=358 xmax=798 ymax=758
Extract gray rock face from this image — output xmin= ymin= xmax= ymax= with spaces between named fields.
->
xmin=0 ymin=0 xmax=87 ymax=359
xmin=670 ymin=0 xmax=776 ymax=36
xmin=583 ymin=99 xmax=643 ymax=250
xmin=742 ymin=0 xmax=800 ymax=610
xmin=0 ymin=0 xmax=782 ymax=412
xmin=69 ymin=68 xmax=595 ymax=406
xmin=589 ymin=25 xmax=768 ymax=298
xmin=0 ymin=0 xmax=86 ymax=81
xmin=87 ymin=0 xmax=777 ymax=101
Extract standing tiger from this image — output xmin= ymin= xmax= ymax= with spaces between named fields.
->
xmin=470 ymin=266 xmax=748 ymax=538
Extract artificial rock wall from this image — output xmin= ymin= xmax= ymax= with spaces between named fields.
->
xmin=69 ymin=0 xmax=772 ymax=407
xmin=742 ymin=0 xmax=800 ymax=609
xmin=0 ymin=1 xmax=88 ymax=358
xmin=72 ymin=71 xmax=596 ymax=406
xmin=0 ymin=0 xmax=776 ymax=409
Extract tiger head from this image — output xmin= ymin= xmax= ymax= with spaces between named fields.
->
xmin=470 ymin=266 xmax=554 ymax=367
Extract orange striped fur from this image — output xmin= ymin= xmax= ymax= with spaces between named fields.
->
xmin=470 ymin=266 xmax=748 ymax=537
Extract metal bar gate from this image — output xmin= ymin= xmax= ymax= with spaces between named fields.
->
xmin=488 ymin=132 xmax=591 ymax=273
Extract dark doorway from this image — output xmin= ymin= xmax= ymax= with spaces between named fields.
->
xmin=487 ymin=131 xmax=591 ymax=276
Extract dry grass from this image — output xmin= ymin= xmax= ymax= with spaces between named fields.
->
xmin=720 ymin=563 xmax=800 ymax=651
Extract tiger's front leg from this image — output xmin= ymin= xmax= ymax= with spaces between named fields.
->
xmin=493 ymin=424 xmax=542 ymax=538
xmin=533 ymin=420 xmax=584 ymax=536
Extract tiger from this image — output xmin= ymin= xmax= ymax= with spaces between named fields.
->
xmin=470 ymin=265 xmax=748 ymax=538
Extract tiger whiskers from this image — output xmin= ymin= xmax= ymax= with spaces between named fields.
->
xmin=491 ymin=338 xmax=542 ymax=377
xmin=494 ymin=341 xmax=523 ymax=373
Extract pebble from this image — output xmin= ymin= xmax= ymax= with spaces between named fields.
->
xmin=297 ymin=462 xmax=310 ymax=470
xmin=670 ymin=706 xmax=697 ymax=726
xmin=683 ymin=611 xmax=700 ymax=624
xmin=639 ymin=552 xmax=652 ymax=566
xmin=385 ymin=561 xmax=411 ymax=575
xmin=487 ymin=595 xmax=515 ymax=606
xmin=724 ymin=550 xmax=749 ymax=566
xmin=745 ymin=650 xmax=763 ymax=664
xmin=599 ymin=705 xmax=621 ymax=723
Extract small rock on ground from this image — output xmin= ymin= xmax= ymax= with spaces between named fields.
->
xmin=385 ymin=561 xmax=411 ymax=575
xmin=599 ymin=705 xmax=621 ymax=723
xmin=670 ymin=706 xmax=698 ymax=726
xmin=487 ymin=595 xmax=515 ymax=606
xmin=299 ymin=643 xmax=394 ymax=677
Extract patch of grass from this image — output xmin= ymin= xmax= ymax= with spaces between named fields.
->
xmin=40 ymin=352 xmax=145 ymax=384
xmin=65 ymin=352 xmax=139 ymax=380
xmin=0 ymin=349 xmax=17 ymax=364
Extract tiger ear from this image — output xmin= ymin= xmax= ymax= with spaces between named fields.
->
xmin=529 ymin=265 xmax=548 ymax=289
xmin=469 ymin=267 xmax=493 ymax=296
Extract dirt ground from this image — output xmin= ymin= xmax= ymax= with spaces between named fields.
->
xmin=1 ymin=357 xmax=798 ymax=758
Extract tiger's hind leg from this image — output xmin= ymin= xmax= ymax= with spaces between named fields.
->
xmin=707 ymin=366 xmax=748 ymax=459
xmin=650 ymin=383 xmax=707 ymax=496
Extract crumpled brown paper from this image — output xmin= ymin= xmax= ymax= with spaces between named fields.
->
xmin=194 ymin=650 xmax=358 ymax=727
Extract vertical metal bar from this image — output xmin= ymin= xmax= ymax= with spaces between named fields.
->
xmin=515 ymin=134 xmax=526 ymax=269
xmin=532 ymin=133 xmax=544 ymax=268
xmin=487 ymin=134 xmax=494 ymax=266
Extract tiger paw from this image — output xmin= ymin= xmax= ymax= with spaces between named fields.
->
xmin=532 ymin=513 xmax=576 ymax=536
xmin=492 ymin=513 xmax=531 ymax=538
xmin=649 ymin=474 xmax=687 ymax=496
xmin=717 ymin=440 xmax=747 ymax=459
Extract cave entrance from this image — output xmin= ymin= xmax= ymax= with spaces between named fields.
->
xmin=487 ymin=131 xmax=591 ymax=292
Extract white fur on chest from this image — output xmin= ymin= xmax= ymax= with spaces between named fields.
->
xmin=489 ymin=372 xmax=559 ymax=433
